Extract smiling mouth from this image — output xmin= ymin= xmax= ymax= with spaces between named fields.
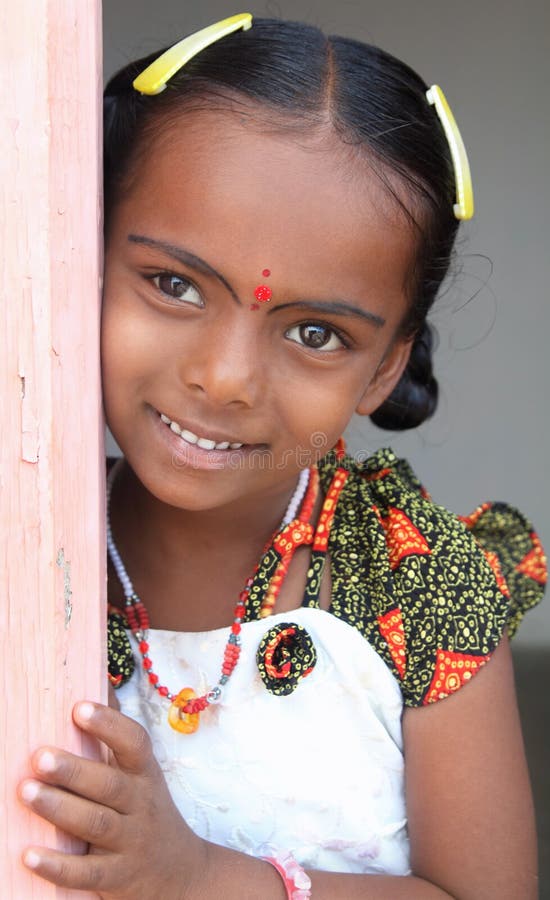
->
xmin=158 ymin=412 xmax=245 ymax=451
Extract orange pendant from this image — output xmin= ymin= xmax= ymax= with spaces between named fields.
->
xmin=168 ymin=687 xmax=200 ymax=734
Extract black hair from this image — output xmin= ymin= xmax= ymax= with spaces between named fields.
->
xmin=104 ymin=18 xmax=460 ymax=430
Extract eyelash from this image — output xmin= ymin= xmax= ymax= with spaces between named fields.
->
xmin=147 ymin=271 xmax=204 ymax=307
xmin=145 ymin=272 xmax=351 ymax=351
xmin=285 ymin=322 xmax=351 ymax=352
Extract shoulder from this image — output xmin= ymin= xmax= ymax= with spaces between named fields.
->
xmin=320 ymin=446 xmax=547 ymax=708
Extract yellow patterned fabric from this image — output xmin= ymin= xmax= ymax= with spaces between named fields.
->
xmin=107 ymin=452 xmax=546 ymax=706
xmin=107 ymin=607 xmax=135 ymax=687
xmin=315 ymin=448 xmax=546 ymax=706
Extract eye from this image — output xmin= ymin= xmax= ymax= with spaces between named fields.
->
xmin=285 ymin=323 xmax=347 ymax=351
xmin=151 ymin=273 xmax=203 ymax=307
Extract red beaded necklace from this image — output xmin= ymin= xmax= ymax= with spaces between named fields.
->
xmin=107 ymin=461 xmax=320 ymax=733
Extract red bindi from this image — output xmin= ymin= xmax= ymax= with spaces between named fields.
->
xmin=254 ymin=285 xmax=272 ymax=303
xmin=262 ymin=268 xmax=271 ymax=278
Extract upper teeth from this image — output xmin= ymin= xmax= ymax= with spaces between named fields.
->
xmin=160 ymin=413 xmax=243 ymax=450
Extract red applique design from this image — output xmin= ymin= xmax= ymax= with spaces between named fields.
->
xmin=483 ymin=549 xmax=511 ymax=598
xmin=377 ymin=608 xmax=407 ymax=678
xmin=379 ymin=507 xmax=431 ymax=570
xmin=312 ymin=470 xmax=349 ymax=552
xmin=364 ymin=467 xmax=392 ymax=482
xmin=458 ymin=502 xmax=492 ymax=530
xmin=424 ymin=649 xmax=490 ymax=704
xmin=515 ymin=532 xmax=547 ymax=584
xmin=273 ymin=521 xmax=314 ymax=557
xmin=371 ymin=504 xmax=382 ymax=525
xmin=334 ymin=437 xmax=346 ymax=461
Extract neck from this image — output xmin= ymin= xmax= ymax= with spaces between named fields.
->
xmin=108 ymin=458 xmax=306 ymax=578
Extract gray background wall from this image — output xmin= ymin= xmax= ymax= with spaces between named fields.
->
xmin=103 ymin=0 xmax=549 ymax=646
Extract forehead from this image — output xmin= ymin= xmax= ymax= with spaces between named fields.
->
xmin=112 ymin=107 xmax=416 ymax=307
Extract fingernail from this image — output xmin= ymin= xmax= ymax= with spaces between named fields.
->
xmin=21 ymin=781 xmax=41 ymax=803
xmin=76 ymin=701 xmax=95 ymax=722
xmin=23 ymin=849 xmax=41 ymax=869
xmin=36 ymin=750 xmax=56 ymax=773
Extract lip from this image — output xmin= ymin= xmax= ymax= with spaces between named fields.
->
xmin=150 ymin=407 xmax=266 ymax=471
xmin=155 ymin=407 xmax=252 ymax=447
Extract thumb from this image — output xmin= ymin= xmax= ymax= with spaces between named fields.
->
xmin=73 ymin=701 xmax=155 ymax=775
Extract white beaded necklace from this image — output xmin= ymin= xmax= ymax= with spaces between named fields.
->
xmin=106 ymin=457 xmax=311 ymax=729
xmin=106 ymin=458 xmax=310 ymax=600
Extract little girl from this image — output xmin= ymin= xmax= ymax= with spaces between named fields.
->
xmin=18 ymin=14 xmax=546 ymax=899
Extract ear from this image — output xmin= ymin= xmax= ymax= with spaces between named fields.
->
xmin=355 ymin=336 xmax=413 ymax=417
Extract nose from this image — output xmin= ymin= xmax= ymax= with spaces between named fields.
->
xmin=180 ymin=313 xmax=262 ymax=409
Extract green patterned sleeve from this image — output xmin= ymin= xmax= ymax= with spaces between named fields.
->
xmin=394 ymin=504 xmax=530 ymax=707
xmin=340 ymin=450 xmax=547 ymax=708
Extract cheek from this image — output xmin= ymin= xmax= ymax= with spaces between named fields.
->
xmin=280 ymin=366 xmax=374 ymax=447
xmin=101 ymin=282 xmax=160 ymax=376
xmin=100 ymin=307 xmax=126 ymax=433
xmin=100 ymin=300 xmax=127 ymax=390
xmin=100 ymin=293 xmax=151 ymax=418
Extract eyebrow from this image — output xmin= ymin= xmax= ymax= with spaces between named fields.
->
xmin=270 ymin=300 xmax=385 ymax=328
xmin=128 ymin=234 xmax=385 ymax=327
xmin=128 ymin=234 xmax=240 ymax=304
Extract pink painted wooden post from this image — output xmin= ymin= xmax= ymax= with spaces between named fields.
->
xmin=1 ymin=1 xmax=104 ymax=896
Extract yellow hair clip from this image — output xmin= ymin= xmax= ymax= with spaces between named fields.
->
xmin=426 ymin=85 xmax=474 ymax=220
xmin=133 ymin=13 xmax=253 ymax=96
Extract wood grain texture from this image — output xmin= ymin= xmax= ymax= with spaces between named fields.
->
xmin=0 ymin=0 xmax=104 ymax=895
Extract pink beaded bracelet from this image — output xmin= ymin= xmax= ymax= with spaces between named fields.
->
xmin=259 ymin=845 xmax=312 ymax=899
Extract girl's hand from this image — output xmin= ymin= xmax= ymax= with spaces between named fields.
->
xmin=18 ymin=701 xmax=208 ymax=899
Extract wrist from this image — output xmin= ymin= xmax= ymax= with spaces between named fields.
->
xmin=258 ymin=845 xmax=312 ymax=899
xmin=178 ymin=834 xmax=211 ymax=900
xmin=186 ymin=839 xmax=296 ymax=900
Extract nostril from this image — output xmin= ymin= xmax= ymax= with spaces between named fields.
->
xmin=180 ymin=329 xmax=260 ymax=408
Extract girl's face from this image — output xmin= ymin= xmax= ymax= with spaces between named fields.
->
xmin=102 ymin=108 xmax=416 ymax=512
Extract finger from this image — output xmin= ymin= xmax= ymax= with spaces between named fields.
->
xmin=22 ymin=845 xmax=123 ymax=893
xmin=19 ymin=779 xmax=122 ymax=849
xmin=29 ymin=747 xmax=132 ymax=814
xmin=73 ymin=701 xmax=155 ymax=776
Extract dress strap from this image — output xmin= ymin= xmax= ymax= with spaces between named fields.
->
xmin=246 ymin=463 xmax=349 ymax=618
xmin=245 ymin=467 xmax=319 ymax=620
xmin=302 ymin=465 xmax=350 ymax=609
